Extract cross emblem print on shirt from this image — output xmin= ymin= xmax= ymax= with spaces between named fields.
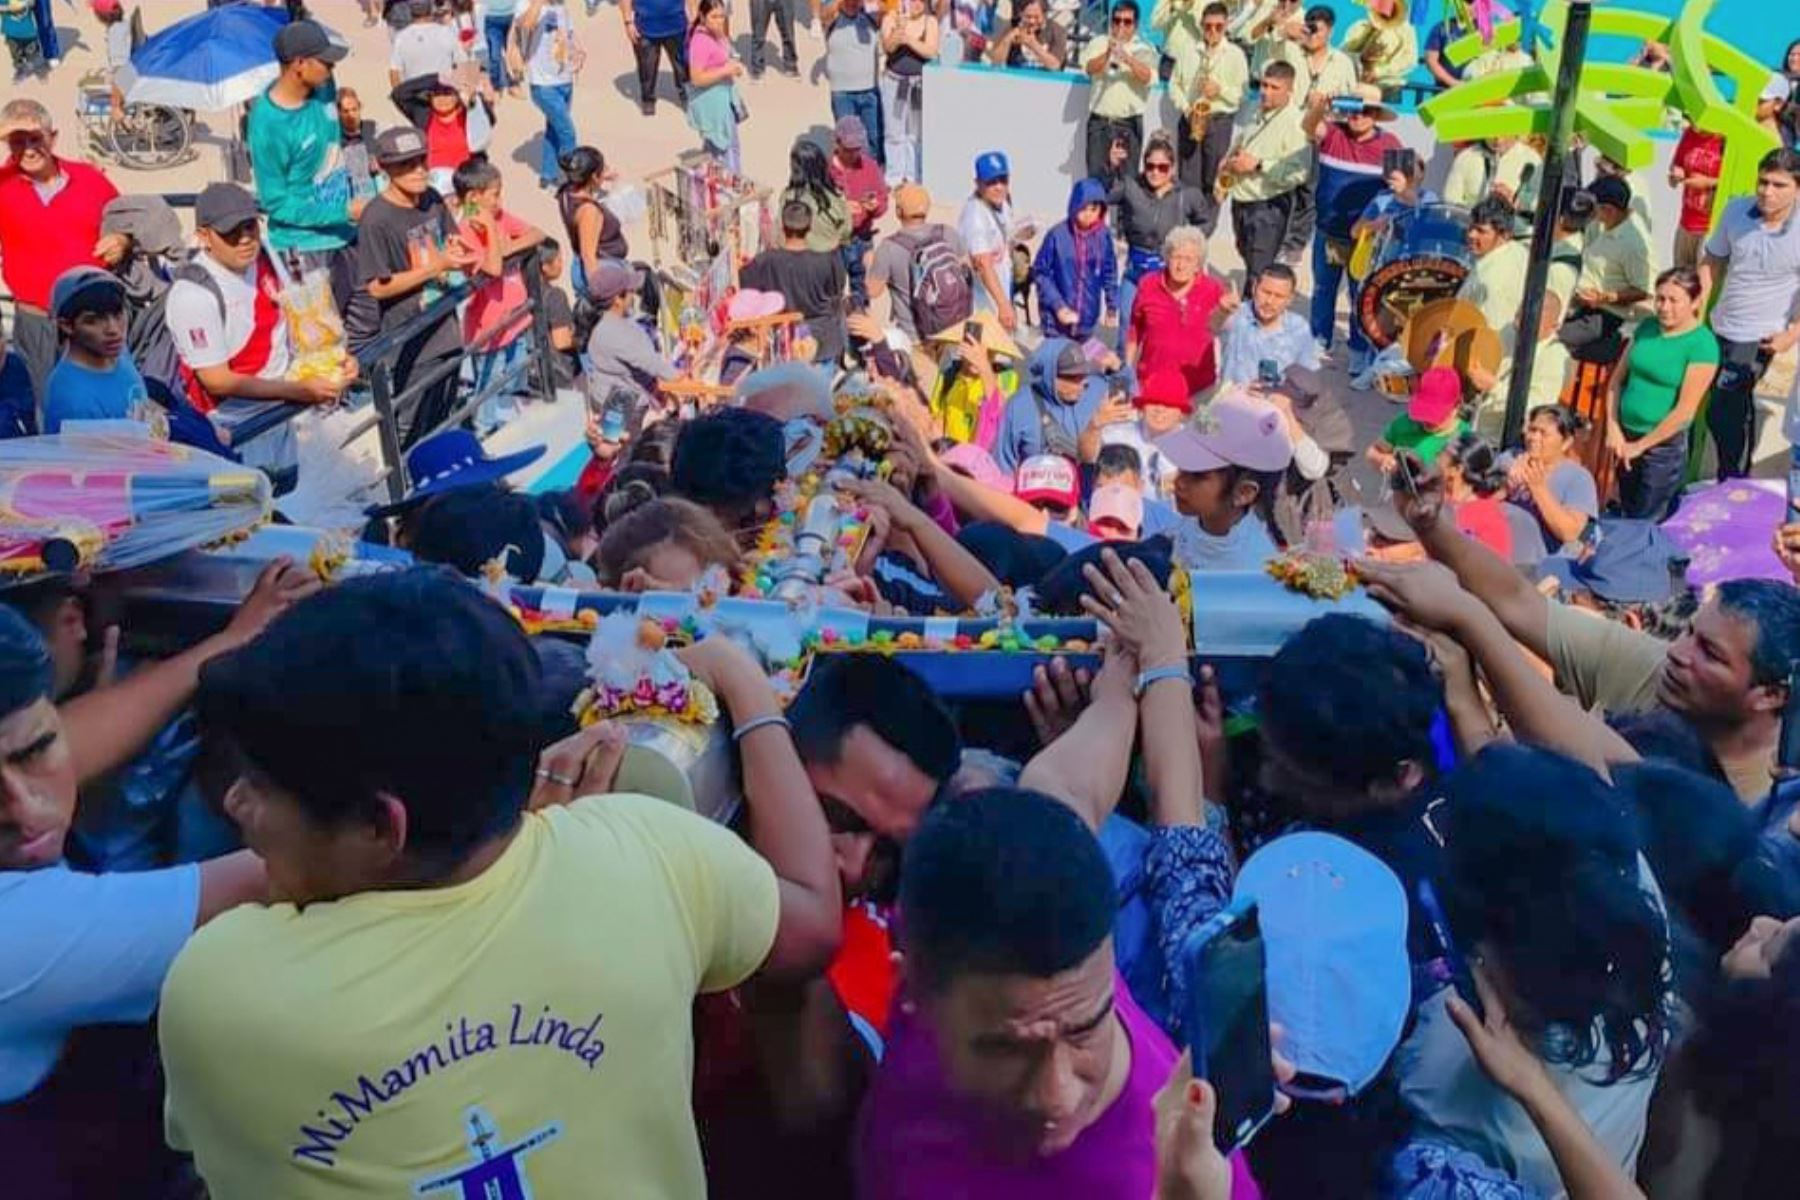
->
xmin=412 ymin=1107 xmax=563 ymax=1200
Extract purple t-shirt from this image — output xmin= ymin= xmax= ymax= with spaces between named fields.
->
xmin=854 ymin=972 xmax=1263 ymax=1199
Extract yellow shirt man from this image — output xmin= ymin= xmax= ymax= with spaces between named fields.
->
xmin=1576 ymin=215 xmax=1654 ymax=320
xmin=1274 ymin=43 xmax=1359 ymax=103
xmin=1171 ymin=33 xmax=1251 ymax=119
xmin=1458 ymin=237 xmax=1531 ymax=349
xmin=1341 ymin=17 xmax=1420 ymax=90
xmin=1085 ymin=32 xmax=1160 ymax=119
xmin=1228 ymin=98 xmax=1310 ymax=203
xmin=160 ymin=795 xmax=781 ymax=1200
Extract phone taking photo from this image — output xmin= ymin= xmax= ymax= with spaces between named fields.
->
xmin=1182 ymin=897 xmax=1277 ymax=1155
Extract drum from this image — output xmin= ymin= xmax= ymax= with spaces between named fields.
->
xmin=1356 ymin=202 xmax=1474 ymax=350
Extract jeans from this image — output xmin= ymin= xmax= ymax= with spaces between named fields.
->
xmin=749 ymin=0 xmax=798 ymax=71
xmin=529 ymin=81 xmax=578 ymax=186
xmin=473 ymin=337 xmax=530 ymax=435
xmin=843 ymin=232 xmax=872 ymax=307
xmin=1617 ymin=434 xmax=1688 ymax=521
xmin=1310 ymin=236 xmax=1367 ymax=356
xmin=483 ymin=13 xmax=514 ymax=89
xmin=880 ymin=71 xmax=922 ymax=185
xmin=831 ymin=88 xmax=885 ymax=168
xmin=1707 ymin=334 xmax=1771 ymax=480
xmin=634 ymin=32 xmax=689 ymax=104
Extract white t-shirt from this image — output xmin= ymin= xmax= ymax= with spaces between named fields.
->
xmin=0 ymin=863 xmax=199 ymax=1102
xmin=525 ymin=2 xmax=577 ymax=87
xmin=1100 ymin=420 xmax=1176 ymax=499
xmin=166 ymin=252 xmax=300 ymax=474
xmin=957 ymin=195 xmax=1013 ymax=312
xmin=390 ymin=20 xmax=466 ymax=83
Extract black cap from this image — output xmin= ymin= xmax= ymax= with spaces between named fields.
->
xmin=194 ymin=182 xmax=260 ymax=231
xmin=1589 ymin=175 xmax=1632 ymax=211
xmin=274 ymin=19 xmax=347 ymax=66
xmin=374 ymin=125 xmax=429 ymax=166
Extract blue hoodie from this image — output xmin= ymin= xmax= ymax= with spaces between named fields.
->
xmin=992 ymin=338 xmax=1110 ymax=473
xmin=1031 ymin=178 xmax=1119 ymax=341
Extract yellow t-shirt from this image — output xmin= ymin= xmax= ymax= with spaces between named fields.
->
xmin=1228 ymin=101 xmax=1311 ymax=203
xmin=160 ymin=794 xmax=780 ymax=1200
xmin=1171 ymin=38 xmax=1250 ymax=118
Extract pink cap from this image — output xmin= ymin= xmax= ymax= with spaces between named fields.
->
xmin=92 ymin=0 xmax=122 ymax=14
xmin=1013 ymin=454 xmax=1080 ymax=510
xmin=940 ymin=443 xmax=1012 ymax=493
xmin=1407 ymin=367 xmax=1463 ymax=429
xmin=727 ymin=288 xmax=787 ymax=322
xmin=1153 ymin=395 xmax=1294 ymax=475
xmin=1087 ymin=483 xmax=1144 ymax=540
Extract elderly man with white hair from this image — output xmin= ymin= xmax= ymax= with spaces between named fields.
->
xmin=0 ymin=98 xmax=122 ymax=402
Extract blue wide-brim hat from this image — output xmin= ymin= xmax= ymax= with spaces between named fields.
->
xmin=366 ymin=430 xmax=546 ymax=518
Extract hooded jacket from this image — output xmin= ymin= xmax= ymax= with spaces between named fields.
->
xmin=1030 ymin=178 xmax=1119 ymax=340
xmin=992 ymin=338 xmax=1110 ymax=473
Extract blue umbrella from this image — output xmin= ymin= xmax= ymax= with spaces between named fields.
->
xmin=116 ymin=5 xmax=341 ymax=112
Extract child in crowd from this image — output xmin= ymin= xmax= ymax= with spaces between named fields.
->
xmin=337 ymin=87 xmax=382 ymax=203
xmin=538 ymin=240 xmax=580 ymax=393
xmin=424 ymin=75 xmax=493 ymax=193
xmin=452 ymin=157 xmax=545 ymax=434
xmin=0 ymin=0 xmax=44 ymax=82
xmin=42 ymin=267 xmax=153 ymax=434
xmin=1366 ymin=365 xmax=1466 ymax=474
xmin=1031 ymin=177 xmax=1118 ymax=342
xmin=0 ymin=312 xmax=35 ymax=437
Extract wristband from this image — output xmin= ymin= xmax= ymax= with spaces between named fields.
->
xmin=1134 ymin=664 xmax=1191 ymax=699
xmin=732 ymin=714 xmax=792 ymax=743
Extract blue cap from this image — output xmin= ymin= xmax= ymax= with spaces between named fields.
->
xmin=1536 ymin=518 xmax=1684 ymax=604
xmin=366 ymin=429 xmax=547 ymax=517
xmin=1235 ymin=832 xmax=1411 ymax=1098
xmin=974 ymin=151 xmax=1010 ymax=184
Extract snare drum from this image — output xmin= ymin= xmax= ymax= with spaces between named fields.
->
xmin=1356 ymin=203 xmax=1474 ymax=350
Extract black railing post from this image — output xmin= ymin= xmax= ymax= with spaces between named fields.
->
xmin=1502 ymin=0 xmax=1593 ymax=450
xmin=368 ymin=360 xmax=408 ymax=505
xmin=521 ymin=242 xmax=558 ymax=402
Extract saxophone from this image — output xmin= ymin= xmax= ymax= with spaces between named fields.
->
xmin=1186 ymin=44 xmax=1214 ymax=128
xmin=1214 ymin=133 xmax=1245 ymax=202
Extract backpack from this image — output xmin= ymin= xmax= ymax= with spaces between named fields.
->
xmin=896 ymin=225 xmax=973 ymax=337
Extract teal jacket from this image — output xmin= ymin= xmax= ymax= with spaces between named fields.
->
xmin=245 ymin=81 xmax=356 ymax=253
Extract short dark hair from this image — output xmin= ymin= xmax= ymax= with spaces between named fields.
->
xmin=1261 ymin=614 xmax=1442 ymax=796
xmin=1094 ymin=441 xmax=1143 ymax=479
xmin=0 ymin=602 xmax=53 ymax=719
xmin=781 ymin=199 xmax=814 ymax=237
xmin=1469 ymin=196 xmax=1516 ymax=233
xmin=407 ymin=484 xmax=547 ymax=583
xmin=1758 ymin=146 xmax=1800 ymax=183
xmin=1304 ymin=4 xmax=1335 ymax=27
xmin=1262 ymin=60 xmax=1297 ymax=86
xmin=1444 ymin=432 xmax=1506 ymax=497
xmin=1441 ymin=744 xmax=1672 ymax=1081
xmin=1112 ymin=0 xmax=1140 ymax=20
xmin=789 ymin=654 xmax=961 ymax=784
xmin=900 ymin=787 xmax=1117 ymax=991
xmin=670 ymin=408 xmax=787 ymax=524
xmin=197 ymin=567 xmax=543 ymax=876
xmin=1716 ymin=578 xmax=1800 ymax=688
xmin=451 ymin=155 xmax=502 ymax=197
xmin=1201 ymin=1 xmax=1228 ymax=18
xmin=1527 ymin=403 xmax=1586 ymax=440
xmin=1257 ymin=263 xmax=1298 ymax=289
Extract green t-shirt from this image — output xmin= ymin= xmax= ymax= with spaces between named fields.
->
xmin=1618 ymin=319 xmax=1720 ymax=436
xmin=245 ymin=83 xmax=355 ymax=254
xmin=1381 ymin=413 xmax=1467 ymax=464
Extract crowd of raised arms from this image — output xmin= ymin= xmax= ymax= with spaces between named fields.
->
xmin=4 ymin=1 xmax=1800 ymax=1198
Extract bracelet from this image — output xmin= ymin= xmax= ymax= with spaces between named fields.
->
xmin=1134 ymin=664 xmax=1192 ymax=699
xmin=535 ymin=767 xmax=577 ymax=787
xmin=732 ymin=714 xmax=792 ymax=743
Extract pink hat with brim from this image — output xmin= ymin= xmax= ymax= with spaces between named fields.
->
xmin=940 ymin=443 xmax=1013 ymax=493
xmin=1154 ymin=396 xmax=1294 ymax=475
xmin=727 ymin=288 xmax=788 ymax=322
xmin=1087 ymin=483 xmax=1144 ymax=539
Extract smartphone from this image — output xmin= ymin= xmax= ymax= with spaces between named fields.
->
xmin=1417 ymin=876 xmax=1483 ymax=1021
xmin=1182 ymin=897 xmax=1277 ymax=1155
xmin=1330 ymin=96 xmax=1366 ymax=116
xmin=1257 ymin=358 xmax=1282 ymax=389
xmin=1779 ymin=667 xmax=1800 ymax=779
xmin=1382 ymin=147 xmax=1418 ymax=178
xmin=1787 ymin=454 xmax=1800 ymax=520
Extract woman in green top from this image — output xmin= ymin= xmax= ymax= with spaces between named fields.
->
xmin=1605 ymin=267 xmax=1720 ymax=520
xmin=782 ymin=138 xmax=853 ymax=255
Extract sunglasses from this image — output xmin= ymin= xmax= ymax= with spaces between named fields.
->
xmin=1111 ymin=14 xmax=1136 ymax=25
xmin=213 ymin=220 xmax=261 ymax=244
xmin=1202 ymin=20 xmax=1226 ymax=30
xmin=4 ymin=132 xmax=48 ymax=151
xmin=1145 ymin=160 xmax=1173 ymax=173
xmin=386 ymin=155 xmax=429 ymax=174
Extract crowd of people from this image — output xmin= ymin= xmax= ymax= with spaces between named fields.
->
xmin=7 ymin=1 xmax=1800 ymax=1199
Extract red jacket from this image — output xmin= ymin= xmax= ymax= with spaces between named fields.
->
xmin=0 ymin=158 xmax=120 ymax=310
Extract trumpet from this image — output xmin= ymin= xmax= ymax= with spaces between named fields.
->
xmin=1352 ymin=0 xmax=1407 ymax=82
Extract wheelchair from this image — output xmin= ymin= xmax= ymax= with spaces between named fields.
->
xmin=75 ymin=70 xmax=196 ymax=171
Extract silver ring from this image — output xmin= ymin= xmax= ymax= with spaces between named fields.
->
xmin=1107 ymin=589 xmax=1124 ymax=607
xmin=535 ymin=768 xmax=577 ymax=787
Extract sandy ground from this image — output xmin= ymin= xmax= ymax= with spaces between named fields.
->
xmin=12 ymin=0 xmax=1793 ymax=478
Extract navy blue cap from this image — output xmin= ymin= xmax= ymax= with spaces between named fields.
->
xmin=1537 ymin=519 xmax=1685 ymax=604
xmin=367 ymin=429 xmax=546 ymax=518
